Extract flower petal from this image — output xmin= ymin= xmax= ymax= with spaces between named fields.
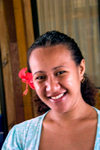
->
xmin=18 ymin=67 xmax=27 ymax=78
xmin=18 ymin=67 xmax=35 ymax=95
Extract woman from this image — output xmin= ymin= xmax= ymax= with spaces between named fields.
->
xmin=2 ymin=31 xmax=100 ymax=150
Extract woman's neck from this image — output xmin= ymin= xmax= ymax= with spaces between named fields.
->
xmin=46 ymin=100 xmax=96 ymax=127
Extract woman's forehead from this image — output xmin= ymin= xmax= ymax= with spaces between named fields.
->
xmin=29 ymin=45 xmax=76 ymax=73
xmin=30 ymin=44 xmax=71 ymax=58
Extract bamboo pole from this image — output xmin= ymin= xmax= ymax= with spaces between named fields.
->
xmin=22 ymin=0 xmax=35 ymax=47
xmin=22 ymin=0 xmax=37 ymax=116
xmin=12 ymin=0 xmax=33 ymax=120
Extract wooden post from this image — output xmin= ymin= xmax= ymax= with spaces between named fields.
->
xmin=12 ymin=0 xmax=33 ymax=120
xmin=23 ymin=0 xmax=35 ymax=47
xmin=0 ymin=0 xmax=16 ymax=130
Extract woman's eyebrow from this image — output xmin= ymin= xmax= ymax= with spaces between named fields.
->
xmin=52 ymin=65 xmax=65 ymax=70
xmin=33 ymin=71 xmax=46 ymax=75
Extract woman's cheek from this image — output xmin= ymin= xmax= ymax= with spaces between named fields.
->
xmin=34 ymin=82 xmax=40 ymax=91
xmin=34 ymin=82 xmax=45 ymax=94
xmin=62 ymin=75 xmax=74 ymax=87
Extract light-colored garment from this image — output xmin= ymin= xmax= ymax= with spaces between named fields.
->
xmin=2 ymin=108 xmax=100 ymax=150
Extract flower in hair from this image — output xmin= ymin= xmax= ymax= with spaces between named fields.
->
xmin=18 ymin=67 xmax=35 ymax=95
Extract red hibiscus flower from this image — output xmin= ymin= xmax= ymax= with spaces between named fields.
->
xmin=18 ymin=67 xmax=35 ymax=95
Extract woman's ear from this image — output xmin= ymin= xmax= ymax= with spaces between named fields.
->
xmin=79 ymin=59 xmax=85 ymax=81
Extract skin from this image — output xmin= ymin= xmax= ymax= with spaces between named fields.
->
xmin=29 ymin=44 xmax=97 ymax=150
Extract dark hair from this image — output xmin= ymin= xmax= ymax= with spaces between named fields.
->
xmin=27 ymin=30 xmax=97 ymax=114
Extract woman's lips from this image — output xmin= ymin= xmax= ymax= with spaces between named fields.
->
xmin=48 ymin=91 xmax=67 ymax=103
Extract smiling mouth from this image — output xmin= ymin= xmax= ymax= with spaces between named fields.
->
xmin=48 ymin=91 xmax=67 ymax=102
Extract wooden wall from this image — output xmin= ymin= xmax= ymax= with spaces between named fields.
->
xmin=0 ymin=0 xmax=100 ymax=130
xmin=0 ymin=0 xmax=36 ymax=130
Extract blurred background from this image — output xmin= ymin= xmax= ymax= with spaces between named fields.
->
xmin=0 ymin=0 xmax=100 ymax=147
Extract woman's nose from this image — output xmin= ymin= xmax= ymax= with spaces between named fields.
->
xmin=45 ymin=77 xmax=60 ymax=93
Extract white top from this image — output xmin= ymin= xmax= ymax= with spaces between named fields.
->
xmin=2 ymin=108 xmax=100 ymax=150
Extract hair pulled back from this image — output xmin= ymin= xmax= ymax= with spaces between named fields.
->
xmin=27 ymin=31 xmax=97 ymax=114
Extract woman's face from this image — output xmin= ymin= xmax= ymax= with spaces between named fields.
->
xmin=29 ymin=44 xmax=85 ymax=113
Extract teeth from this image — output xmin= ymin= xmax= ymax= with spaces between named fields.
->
xmin=51 ymin=93 xmax=64 ymax=100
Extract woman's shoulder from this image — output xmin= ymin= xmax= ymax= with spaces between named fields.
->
xmin=93 ymin=107 xmax=100 ymax=149
xmin=2 ymin=112 xmax=47 ymax=150
xmin=11 ymin=112 xmax=48 ymax=137
xmin=94 ymin=107 xmax=100 ymax=127
xmin=15 ymin=112 xmax=46 ymax=129
xmin=94 ymin=107 xmax=100 ymax=116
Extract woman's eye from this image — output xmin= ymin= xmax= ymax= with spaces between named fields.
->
xmin=35 ymin=75 xmax=46 ymax=80
xmin=56 ymin=71 xmax=66 ymax=76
